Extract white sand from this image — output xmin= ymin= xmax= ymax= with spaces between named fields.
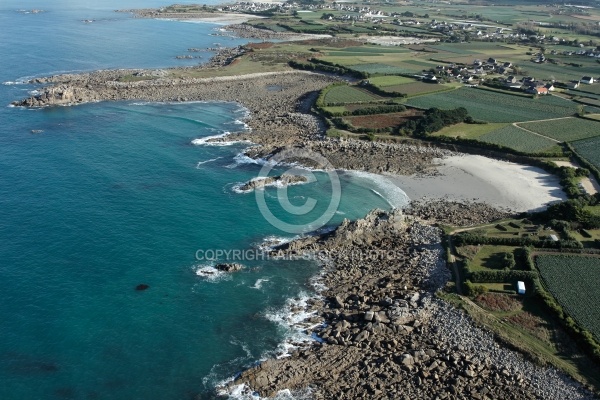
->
xmin=386 ymin=154 xmax=567 ymax=212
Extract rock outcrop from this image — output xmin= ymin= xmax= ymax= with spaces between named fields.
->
xmin=214 ymin=263 xmax=244 ymax=272
xmin=238 ymin=174 xmax=308 ymax=192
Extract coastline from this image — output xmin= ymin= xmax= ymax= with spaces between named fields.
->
xmin=224 ymin=210 xmax=592 ymax=399
xmin=9 ymin=30 xmax=591 ymax=399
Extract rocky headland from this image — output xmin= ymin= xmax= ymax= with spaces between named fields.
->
xmin=225 ymin=210 xmax=592 ymax=399
xmin=13 ymin=68 xmax=454 ymax=176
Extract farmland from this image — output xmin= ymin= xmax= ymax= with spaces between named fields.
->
xmin=572 ymin=136 xmax=600 ymax=171
xmin=479 ymin=125 xmax=559 ymax=154
xmin=536 ymin=255 xmax=600 ymax=341
xmin=349 ymin=63 xmax=415 ymax=75
xmin=406 ymin=88 xmax=583 ymax=123
xmin=345 ymin=110 xmax=422 ymax=129
xmin=323 ymin=85 xmax=382 ymax=105
xmin=517 ymin=118 xmax=600 ymax=142
xmin=432 ymin=122 xmax=507 ymax=139
xmin=367 ymin=76 xmax=415 ymax=87
xmin=384 ymin=82 xmax=456 ymax=97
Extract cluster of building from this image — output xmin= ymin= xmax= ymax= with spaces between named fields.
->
xmin=433 ymin=57 xmax=597 ymax=94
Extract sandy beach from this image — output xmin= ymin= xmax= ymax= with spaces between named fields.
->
xmin=388 ymin=154 xmax=567 ymax=213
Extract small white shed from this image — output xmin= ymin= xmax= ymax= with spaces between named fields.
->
xmin=517 ymin=281 xmax=526 ymax=295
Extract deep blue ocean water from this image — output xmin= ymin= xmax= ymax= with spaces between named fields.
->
xmin=0 ymin=2 xmax=409 ymax=399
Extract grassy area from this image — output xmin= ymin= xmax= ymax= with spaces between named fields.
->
xmin=323 ymin=85 xmax=383 ymax=105
xmin=432 ymin=122 xmax=507 ymax=139
xmin=479 ymin=282 xmax=514 ymax=292
xmin=385 ymin=82 xmax=458 ymax=97
xmin=467 ymin=245 xmax=517 ymax=272
xmin=570 ymin=228 xmax=600 ymax=248
xmin=583 ymin=114 xmax=600 ymax=121
xmin=476 ymin=219 xmax=560 ymax=241
xmin=368 ymin=76 xmax=415 ymax=87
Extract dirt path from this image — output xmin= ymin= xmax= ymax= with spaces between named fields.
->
xmin=552 ymin=160 xmax=600 ymax=195
xmin=510 ymin=116 xmax=575 ymax=143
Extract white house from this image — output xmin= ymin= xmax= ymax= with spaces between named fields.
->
xmin=581 ymin=76 xmax=595 ymax=84
xmin=517 ymin=281 xmax=526 ymax=295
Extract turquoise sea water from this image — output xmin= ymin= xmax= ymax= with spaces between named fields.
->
xmin=0 ymin=2 xmax=409 ymax=399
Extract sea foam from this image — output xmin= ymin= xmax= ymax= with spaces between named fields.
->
xmin=345 ymin=170 xmax=411 ymax=209
xmin=192 ymin=132 xmax=250 ymax=146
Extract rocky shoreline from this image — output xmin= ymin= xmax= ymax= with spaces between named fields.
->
xmin=224 ymin=210 xmax=593 ymax=399
xmin=13 ymin=67 xmax=454 ymax=175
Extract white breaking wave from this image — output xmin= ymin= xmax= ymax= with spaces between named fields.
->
xmin=194 ymin=264 xmax=232 ymax=283
xmin=256 ymin=235 xmax=297 ymax=252
xmin=250 ymin=278 xmax=270 ymax=290
xmin=222 ymin=383 xmax=314 ymax=400
xmin=192 ymin=132 xmax=250 ymax=146
xmin=346 ymin=170 xmax=411 ymax=209
xmin=196 ymin=157 xmax=223 ymax=168
xmin=264 ymin=291 xmax=322 ymax=359
xmin=226 ymin=153 xmax=269 ymax=168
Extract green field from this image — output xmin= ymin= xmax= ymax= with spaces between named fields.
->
xmin=331 ymin=46 xmax=411 ymax=55
xmin=572 ymin=136 xmax=600 ymax=171
xmin=536 ymin=255 xmax=600 ymax=341
xmin=467 ymin=245 xmax=517 ymax=272
xmin=572 ymin=85 xmax=600 ymax=96
xmin=516 ymin=61 xmax=600 ymax=83
xmin=368 ymin=76 xmax=415 ymax=87
xmin=517 ymin=118 xmax=600 ymax=142
xmin=323 ymin=85 xmax=382 ymax=105
xmin=432 ymin=122 xmax=508 ymax=139
xmin=387 ymin=82 xmax=455 ymax=97
xmin=566 ymin=90 xmax=600 ymax=101
xmin=406 ymin=88 xmax=583 ymax=123
xmin=576 ymin=98 xmax=600 ymax=108
xmin=350 ymin=63 xmax=415 ymax=75
xmin=479 ymin=125 xmax=559 ymax=153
